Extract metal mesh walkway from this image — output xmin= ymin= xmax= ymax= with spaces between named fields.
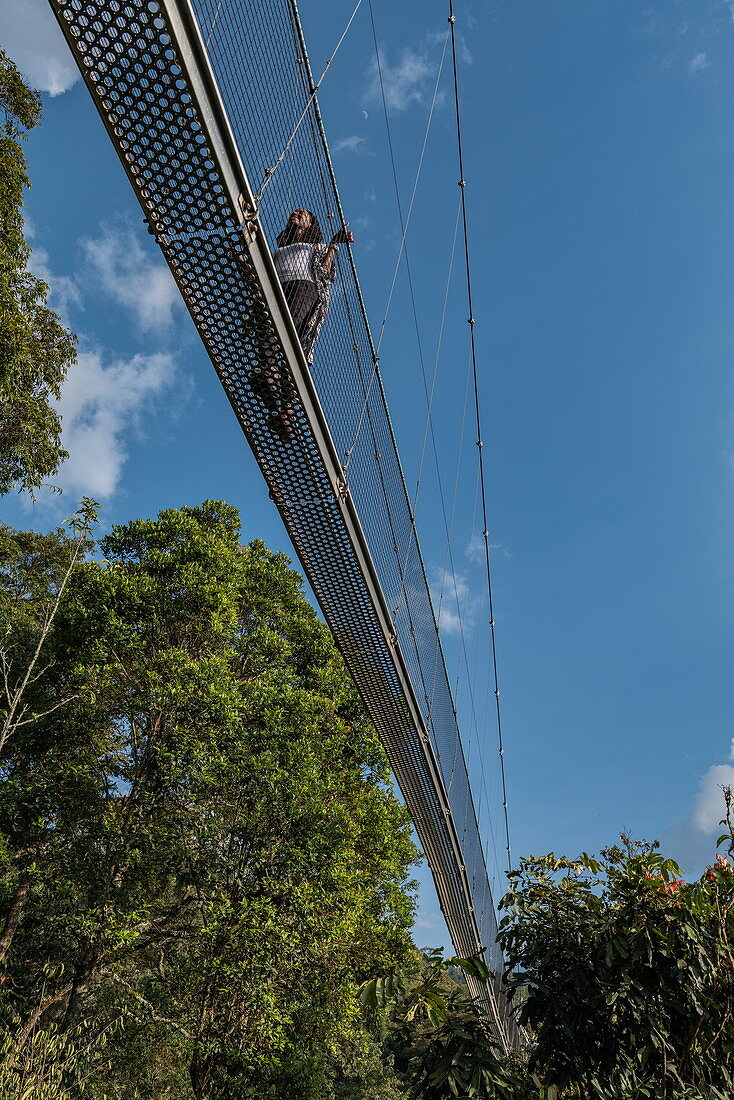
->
xmin=48 ymin=0 xmax=515 ymax=1045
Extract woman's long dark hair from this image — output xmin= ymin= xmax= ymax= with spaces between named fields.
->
xmin=276 ymin=210 xmax=323 ymax=247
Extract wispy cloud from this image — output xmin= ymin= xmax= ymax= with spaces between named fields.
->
xmin=466 ymin=532 xmax=512 ymax=564
xmin=365 ymin=44 xmax=435 ymax=113
xmin=54 ymin=348 xmax=177 ymax=498
xmin=688 ymin=51 xmax=710 ymax=75
xmin=1 ymin=0 xmax=80 ymax=96
xmin=456 ymin=30 xmax=473 ymax=66
xmin=29 ymin=247 xmax=83 ymax=325
xmin=430 ymin=531 xmax=512 ymax=636
xmin=660 ymin=739 xmax=734 ymax=876
xmin=430 ymin=564 xmax=484 ymax=636
xmin=333 ymin=135 xmax=367 ymax=155
xmin=80 ymin=224 xmax=182 ymax=332
xmin=636 ymin=9 xmax=694 ymax=40
xmin=466 ymin=533 xmax=485 ymax=565
xmin=414 ymin=910 xmax=444 ymax=933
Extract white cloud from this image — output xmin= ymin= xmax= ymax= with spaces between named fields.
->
xmin=466 ymin=532 xmax=512 ymax=564
xmin=54 ymin=348 xmax=177 ymax=498
xmin=660 ymin=740 xmax=734 ymax=876
xmin=365 ymin=45 xmax=434 ymax=113
xmin=692 ymin=763 xmax=734 ymax=831
xmin=24 ymin=244 xmax=184 ymax=502
xmin=334 ymin=135 xmax=367 ymax=155
xmin=29 ymin=246 xmax=83 ymax=325
xmin=456 ymin=31 xmax=473 ymax=67
xmin=431 ymin=565 xmax=483 ymax=636
xmin=466 ymin=533 xmax=485 ymax=564
xmin=414 ymin=911 xmax=444 ymax=933
xmin=80 ymin=224 xmax=182 ymax=332
xmin=430 ymin=530 xmax=513 ymax=636
xmin=688 ymin=52 xmax=710 ymax=75
xmin=0 ymin=0 xmax=80 ymax=96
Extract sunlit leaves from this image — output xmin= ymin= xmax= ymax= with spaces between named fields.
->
xmin=0 ymin=50 xmax=76 ymax=496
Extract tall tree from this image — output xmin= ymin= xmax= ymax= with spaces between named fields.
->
xmin=0 ymin=49 xmax=76 ymax=495
xmin=0 ymin=501 xmax=418 ymax=1099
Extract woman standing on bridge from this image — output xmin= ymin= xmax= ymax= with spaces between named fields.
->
xmin=249 ymin=208 xmax=354 ymax=440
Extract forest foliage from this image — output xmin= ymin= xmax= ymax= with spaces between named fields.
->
xmin=0 ymin=501 xmax=419 ymax=1098
xmin=2 ymin=500 xmax=732 ymax=1100
xmin=0 ymin=49 xmax=75 ymax=496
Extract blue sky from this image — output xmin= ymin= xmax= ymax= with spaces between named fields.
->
xmin=2 ymin=0 xmax=734 ymax=944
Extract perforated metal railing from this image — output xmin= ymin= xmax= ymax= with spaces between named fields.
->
xmin=48 ymin=0 xmax=516 ymax=1045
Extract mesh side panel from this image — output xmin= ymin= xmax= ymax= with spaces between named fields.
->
xmin=50 ymin=0 xmax=516 ymax=1044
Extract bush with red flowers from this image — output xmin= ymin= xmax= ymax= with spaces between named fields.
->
xmin=498 ymin=789 xmax=734 ymax=1099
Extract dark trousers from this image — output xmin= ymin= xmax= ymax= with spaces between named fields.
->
xmin=249 ymin=280 xmax=318 ymax=413
xmin=283 ymin=279 xmax=319 ymax=339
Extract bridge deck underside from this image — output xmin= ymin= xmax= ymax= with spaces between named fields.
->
xmin=50 ymin=0 xmax=514 ymax=1044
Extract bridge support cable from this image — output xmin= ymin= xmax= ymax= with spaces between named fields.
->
xmin=447 ymin=0 xmax=513 ymax=877
xmin=366 ymin=3 xmax=505 ymax=904
xmin=47 ymin=0 xmax=516 ymax=1046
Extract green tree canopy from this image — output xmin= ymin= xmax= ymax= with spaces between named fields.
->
xmin=499 ymin=831 xmax=734 ymax=1099
xmin=0 ymin=49 xmax=76 ymax=495
xmin=0 ymin=501 xmax=418 ymax=1099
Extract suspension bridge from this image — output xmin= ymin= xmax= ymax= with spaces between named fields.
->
xmin=48 ymin=0 xmax=517 ymax=1047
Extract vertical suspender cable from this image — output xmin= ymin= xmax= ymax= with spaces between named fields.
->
xmin=447 ymin=0 xmax=512 ymax=874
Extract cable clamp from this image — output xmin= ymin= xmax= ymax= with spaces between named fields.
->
xmin=238 ymin=194 xmax=259 ymax=242
xmin=459 ymin=178 xmax=466 ymax=187
xmin=336 ymin=475 xmax=349 ymax=501
xmin=448 ymin=13 xmax=456 ymax=22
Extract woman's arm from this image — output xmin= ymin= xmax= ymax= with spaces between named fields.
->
xmin=320 ymin=224 xmax=354 ymax=275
